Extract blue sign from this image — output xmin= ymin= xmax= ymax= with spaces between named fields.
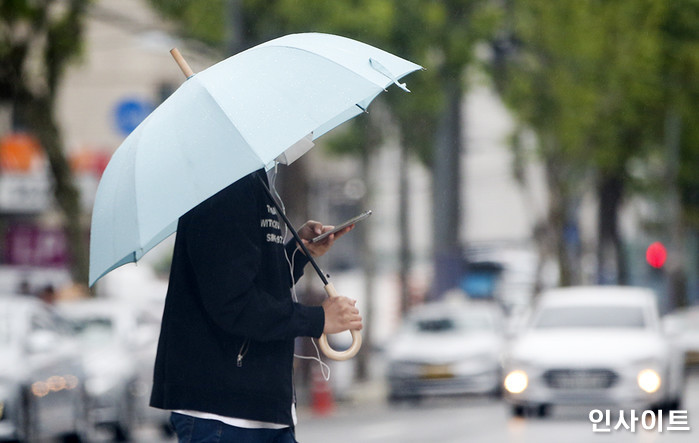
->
xmin=114 ymin=98 xmax=154 ymax=136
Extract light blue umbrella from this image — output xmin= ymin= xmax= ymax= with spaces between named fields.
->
xmin=89 ymin=33 xmax=421 ymax=359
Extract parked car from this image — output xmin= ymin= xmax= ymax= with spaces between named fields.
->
xmin=58 ymin=299 xmax=164 ymax=441
xmin=385 ymin=300 xmax=505 ymax=402
xmin=663 ymin=306 xmax=699 ymax=368
xmin=0 ymin=295 xmax=88 ymax=442
xmin=125 ymin=302 xmax=172 ymax=437
xmin=502 ymin=286 xmax=685 ymax=417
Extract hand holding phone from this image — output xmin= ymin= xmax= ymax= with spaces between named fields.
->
xmin=311 ymin=210 xmax=372 ymax=243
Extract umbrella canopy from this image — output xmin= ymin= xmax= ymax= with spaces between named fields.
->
xmin=89 ymin=33 xmax=422 ymax=286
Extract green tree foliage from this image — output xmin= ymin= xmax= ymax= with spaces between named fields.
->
xmin=493 ymin=0 xmax=696 ymax=286
xmin=146 ymin=0 xmax=498 ymax=161
xmin=661 ymin=0 xmax=699 ymax=226
xmin=147 ymin=0 xmax=226 ymax=47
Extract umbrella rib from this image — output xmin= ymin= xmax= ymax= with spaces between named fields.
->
xmin=198 ymin=81 xmax=267 ymax=165
xmin=264 ymin=43 xmax=410 ymax=93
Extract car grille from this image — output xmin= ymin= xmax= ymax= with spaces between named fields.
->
xmin=543 ymin=369 xmax=618 ymax=390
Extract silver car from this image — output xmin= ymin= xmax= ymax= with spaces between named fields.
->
xmin=502 ymin=286 xmax=685 ymax=417
xmin=0 ymin=295 xmax=88 ymax=442
xmin=663 ymin=306 xmax=699 ymax=368
xmin=58 ymin=299 xmax=164 ymax=441
xmin=385 ymin=300 xmax=505 ymax=402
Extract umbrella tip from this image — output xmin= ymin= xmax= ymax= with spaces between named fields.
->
xmin=170 ymin=48 xmax=195 ymax=79
xmin=369 ymin=58 xmax=411 ymax=93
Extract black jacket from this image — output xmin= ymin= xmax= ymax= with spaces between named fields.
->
xmin=150 ymin=169 xmax=325 ymax=425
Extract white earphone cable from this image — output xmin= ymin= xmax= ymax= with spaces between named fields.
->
xmin=269 ymin=165 xmax=331 ymax=381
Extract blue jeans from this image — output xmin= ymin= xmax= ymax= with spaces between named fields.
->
xmin=170 ymin=413 xmax=298 ymax=443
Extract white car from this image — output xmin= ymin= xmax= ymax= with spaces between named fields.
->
xmin=385 ymin=300 xmax=505 ymax=401
xmin=58 ymin=299 xmax=166 ymax=440
xmin=502 ymin=286 xmax=684 ymax=417
xmin=663 ymin=306 xmax=699 ymax=367
xmin=0 ymin=296 xmax=89 ymax=442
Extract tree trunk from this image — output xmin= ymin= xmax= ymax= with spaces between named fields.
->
xmin=431 ymin=78 xmax=463 ymax=298
xmin=665 ymin=108 xmax=687 ymax=309
xmin=226 ymin=0 xmax=245 ymax=55
xmin=398 ymin=138 xmax=411 ymax=314
xmin=596 ymin=173 xmax=628 ymax=284
xmin=356 ymin=139 xmax=376 ymax=382
xmin=544 ymin=154 xmax=576 ymax=286
xmin=17 ymin=95 xmax=88 ymax=285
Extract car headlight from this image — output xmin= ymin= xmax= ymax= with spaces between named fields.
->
xmin=637 ymin=369 xmax=661 ymax=393
xmin=504 ymin=370 xmax=528 ymax=394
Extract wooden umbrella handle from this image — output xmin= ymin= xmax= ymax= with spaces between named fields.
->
xmin=170 ymin=48 xmax=195 ymax=78
xmin=318 ymin=282 xmax=363 ymax=361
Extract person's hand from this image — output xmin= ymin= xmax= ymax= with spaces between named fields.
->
xmin=297 ymin=220 xmax=353 ymax=257
xmin=322 ymin=296 xmax=363 ymax=334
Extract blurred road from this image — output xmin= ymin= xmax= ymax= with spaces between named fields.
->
xmin=124 ymin=369 xmax=698 ymax=443
xmin=295 ymin=370 xmax=699 ymax=443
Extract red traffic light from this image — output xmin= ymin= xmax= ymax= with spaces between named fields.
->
xmin=646 ymin=242 xmax=667 ymax=269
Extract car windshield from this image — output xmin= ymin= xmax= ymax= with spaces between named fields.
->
xmin=70 ymin=317 xmax=115 ymax=346
xmin=413 ymin=311 xmax=494 ymax=333
xmin=533 ymin=305 xmax=646 ymax=329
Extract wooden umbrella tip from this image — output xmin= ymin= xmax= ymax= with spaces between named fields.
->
xmin=170 ymin=47 xmax=195 ymax=79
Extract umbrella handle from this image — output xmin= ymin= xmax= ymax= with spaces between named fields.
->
xmin=318 ymin=282 xmax=363 ymax=361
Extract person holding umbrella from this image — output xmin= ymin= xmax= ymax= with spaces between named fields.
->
xmin=86 ymin=32 xmax=420 ymax=443
xmin=149 ymin=168 xmax=362 ymax=442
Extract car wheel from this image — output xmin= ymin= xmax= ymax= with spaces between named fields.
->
xmin=114 ymin=390 xmax=135 ymax=442
xmin=511 ymin=404 xmax=525 ymax=417
xmin=113 ymin=423 xmax=131 ymax=442
xmin=655 ymin=397 xmax=682 ymax=412
xmin=19 ymin=388 xmax=37 ymax=442
xmin=668 ymin=398 xmax=682 ymax=410
xmin=62 ymin=385 xmax=89 ymax=443
xmin=61 ymin=434 xmax=82 ymax=443
xmin=535 ymin=403 xmax=550 ymax=418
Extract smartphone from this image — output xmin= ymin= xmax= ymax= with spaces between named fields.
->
xmin=310 ymin=210 xmax=372 ymax=243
